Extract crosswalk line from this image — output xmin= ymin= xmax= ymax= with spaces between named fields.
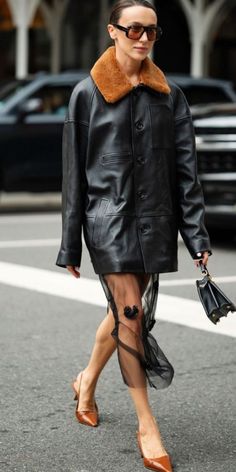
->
xmin=0 ymin=238 xmax=60 ymax=248
xmin=0 ymin=261 xmax=235 ymax=338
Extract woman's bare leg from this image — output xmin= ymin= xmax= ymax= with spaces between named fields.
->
xmin=73 ymin=273 xmax=150 ymax=407
xmin=128 ymin=382 xmax=168 ymax=458
xmin=74 ymin=272 xmax=168 ymax=458
xmin=104 ymin=273 xmax=168 ymax=458
xmin=73 ymin=308 xmax=117 ymax=409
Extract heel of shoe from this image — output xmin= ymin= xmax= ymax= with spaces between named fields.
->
xmin=71 ymin=381 xmax=78 ymax=401
xmin=71 ymin=373 xmax=99 ymax=427
xmin=71 ymin=371 xmax=84 ymax=401
xmin=136 ymin=431 xmax=143 ymax=458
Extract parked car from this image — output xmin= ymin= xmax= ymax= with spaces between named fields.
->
xmin=0 ymin=72 xmax=87 ymax=192
xmin=167 ymin=75 xmax=236 ymax=106
xmin=193 ymin=103 xmax=236 ymax=229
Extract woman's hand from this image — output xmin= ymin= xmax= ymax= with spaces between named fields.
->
xmin=66 ymin=265 xmax=80 ymax=278
xmin=194 ymin=251 xmax=209 ymax=268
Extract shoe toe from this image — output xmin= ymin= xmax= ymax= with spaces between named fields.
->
xmin=76 ymin=410 xmax=99 ymax=427
xmin=143 ymin=455 xmax=172 ymax=472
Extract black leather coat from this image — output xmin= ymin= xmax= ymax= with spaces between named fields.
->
xmin=56 ymin=47 xmax=211 ymax=274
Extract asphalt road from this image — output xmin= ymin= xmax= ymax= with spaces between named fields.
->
xmin=0 ymin=211 xmax=235 ymax=472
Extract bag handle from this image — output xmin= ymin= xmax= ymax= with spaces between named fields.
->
xmin=199 ymin=261 xmax=210 ymax=276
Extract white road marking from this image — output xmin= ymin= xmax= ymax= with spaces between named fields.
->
xmin=0 ymin=239 xmax=61 ymax=248
xmin=0 ymin=240 xmax=236 ymax=288
xmin=161 ymin=276 xmax=236 ymax=285
xmin=0 ymin=213 xmax=60 ymax=224
xmin=0 ymin=261 xmax=235 ymax=338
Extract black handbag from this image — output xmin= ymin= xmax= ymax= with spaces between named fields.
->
xmin=196 ymin=263 xmax=236 ymax=325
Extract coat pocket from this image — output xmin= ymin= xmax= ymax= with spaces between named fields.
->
xmin=92 ymin=198 xmax=109 ymax=246
xmin=149 ymin=104 xmax=174 ymax=149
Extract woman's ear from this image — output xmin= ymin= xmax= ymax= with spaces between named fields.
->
xmin=107 ymin=24 xmax=117 ymax=40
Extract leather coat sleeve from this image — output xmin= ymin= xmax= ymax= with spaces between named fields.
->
xmin=172 ymin=85 xmax=212 ymax=258
xmin=56 ymin=88 xmax=88 ymax=268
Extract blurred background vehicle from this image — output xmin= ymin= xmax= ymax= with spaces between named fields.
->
xmin=0 ymin=72 xmax=87 ymax=192
xmin=167 ymin=75 xmax=236 ymax=106
xmin=0 ymin=73 xmax=236 ymax=229
xmin=193 ymin=103 xmax=236 ymax=230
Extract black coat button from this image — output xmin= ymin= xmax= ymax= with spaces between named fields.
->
xmin=140 ymin=224 xmax=151 ymax=234
xmin=135 ymin=121 xmax=144 ymax=131
xmin=137 ymin=191 xmax=147 ymax=200
xmin=137 ymin=156 xmax=145 ymax=164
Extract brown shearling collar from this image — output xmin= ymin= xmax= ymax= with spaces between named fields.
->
xmin=90 ymin=46 xmax=170 ymax=103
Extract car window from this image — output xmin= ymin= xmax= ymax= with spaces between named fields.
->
xmin=0 ymin=81 xmax=30 ymax=109
xmin=29 ymin=85 xmax=74 ymax=115
xmin=182 ymin=86 xmax=232 ymax=106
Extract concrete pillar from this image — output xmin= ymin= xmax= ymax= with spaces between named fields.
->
xmin=7 ymin=0 xmax=40 ymax=78
xmin=190 ymin=0 xmax=206 ymax=77
xmin=178 ymin=0 xmax=226 ymax=77
xmin=40 ymin=0 xmax=69 ymax=74
xmin=205 ymin=6 xmax=229 ymax=76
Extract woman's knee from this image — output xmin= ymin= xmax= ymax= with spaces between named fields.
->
xmin=119 ymin=300 xmax=144 ymax=335
xmin=105 ymin=274 xmax=144 ymax=333
xmin=108 ymin=296 xmax=143 ymax=335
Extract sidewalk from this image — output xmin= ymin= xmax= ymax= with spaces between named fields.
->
xmin=0 ymin=192 xmax=61 ymax=212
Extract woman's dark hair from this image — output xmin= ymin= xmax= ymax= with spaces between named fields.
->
xmin=109 ymin=0 xmax=157 ymax=24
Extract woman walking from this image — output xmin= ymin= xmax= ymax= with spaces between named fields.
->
xmin=56 ymin=1 xmax=211 ymax=470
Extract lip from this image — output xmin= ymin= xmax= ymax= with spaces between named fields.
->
xmin=134 ymin=47 xmax=148 ymax=51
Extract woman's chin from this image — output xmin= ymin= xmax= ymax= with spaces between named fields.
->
xmin=130 ymin=49 xmax=150 ymax=60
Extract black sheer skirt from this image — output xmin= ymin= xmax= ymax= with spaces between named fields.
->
xmin=99 ymin=273 xmax=174 ymax=390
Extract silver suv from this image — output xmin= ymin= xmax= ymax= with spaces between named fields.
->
xmin=193 ymin=104 xmax=236 ymax=229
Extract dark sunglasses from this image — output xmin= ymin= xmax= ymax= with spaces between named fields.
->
xmin=112 ymin=24 xmax=162 ymax=42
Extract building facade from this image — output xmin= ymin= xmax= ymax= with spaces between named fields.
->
xmin=0 ymin=0 xmax=236 ymax=86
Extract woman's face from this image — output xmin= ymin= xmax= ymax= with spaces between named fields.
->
xmin=108 ymin=6 xmax=157 ymax=61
